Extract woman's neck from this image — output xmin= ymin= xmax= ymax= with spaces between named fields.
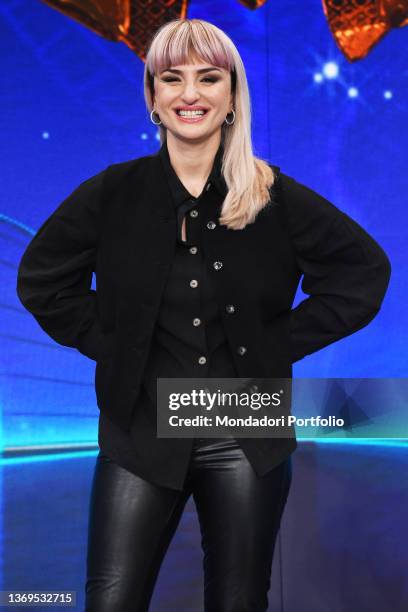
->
xmin=165 ymin=134 xmax=221 ymax=192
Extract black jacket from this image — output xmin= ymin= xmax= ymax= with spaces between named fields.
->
xmin=16 ymin=144 xmax=391 ymax=481
xmin=97 ymin=140 xmax=246 ymax=489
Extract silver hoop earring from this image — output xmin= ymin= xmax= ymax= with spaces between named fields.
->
xmin=224 ymin=109 xmax=235 ymax=125
xmin=150 ymin=109 xmax=162 ymax=125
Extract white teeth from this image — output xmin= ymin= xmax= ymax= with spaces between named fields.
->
xmin=177 ymin=110 xmax=206 ymax=117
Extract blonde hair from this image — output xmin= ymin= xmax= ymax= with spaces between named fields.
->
xmin=143 ymin=18 xmax=277 ymax=230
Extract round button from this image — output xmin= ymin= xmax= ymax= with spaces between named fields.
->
xmin=190 ymin=209 xmax=198 ymax=218
xmin=213 ymin=261 xmax=223 ymax=271
xmin=225 ymin=304 xmax=235 ymax=314
xmin=190 ymin=279 xmax=198 ymax=288
xmin=193 ymin=318 xmax=201 ymax=326
xmin=189 ymin=246 xmax=198 ymax=254
xmin=198 ymin=356 xmax=207 ymax=365
xmin=207 ymin=221 xmax=216 ymax=230
xmin=237 ymin=346 xmax=247 ymax=356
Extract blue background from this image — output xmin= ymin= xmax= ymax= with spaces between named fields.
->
xmin=1 ymin=1 xmax=407 ymax=610
xmin=1 ymin=0 xmax=405 ymax=449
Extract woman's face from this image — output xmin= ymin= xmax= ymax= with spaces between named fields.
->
xmin=153 ymin=55 xmax=233 ymax=143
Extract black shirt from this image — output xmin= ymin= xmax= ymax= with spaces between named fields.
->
xmin=98 ymin=139 xmax=239 ymax=490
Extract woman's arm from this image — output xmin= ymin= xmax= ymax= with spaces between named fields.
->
xmin=16 ymin=169 xmax=114 ymax=362
xmin=280 ymin=174 xmax=392 ymax=364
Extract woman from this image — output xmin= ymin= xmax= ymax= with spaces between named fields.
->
xmin=16 ymin=18 xmax=391 ymax=612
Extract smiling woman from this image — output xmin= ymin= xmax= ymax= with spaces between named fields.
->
xmin=14 ymin=14 xmax=391 ymax=612
xmin=143 ymin=18 xmax=277 ymax=232
xmin=158 ymin=65 xmax=226 ymax=124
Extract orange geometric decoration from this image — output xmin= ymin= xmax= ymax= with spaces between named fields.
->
xmin=321 ymin=0 xmax=408 ymax=61
xmin=40 ymin=0 xmax=407 ymax=63
xmin=40 ymin=0 xmax=188 ymax=61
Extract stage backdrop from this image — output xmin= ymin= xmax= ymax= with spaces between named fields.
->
xmin=1 ymin=1 xmax=407 ymax=610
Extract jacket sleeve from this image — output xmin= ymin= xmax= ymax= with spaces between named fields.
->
xmin=16 ymin=169 xmax=114 ymax=362
xmin=280 ymin=174 xmax=392 ymax=364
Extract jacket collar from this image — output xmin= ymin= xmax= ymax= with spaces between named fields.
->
xmin=157 ymin=138 xmax=228 ymax=207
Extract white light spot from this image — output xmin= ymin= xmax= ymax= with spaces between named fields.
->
xmin=141 ymin=133 xmax=148 ymax=140
xmin=42 ymin=131 xmax=50 ymax=139
xmin=314 ymin=73 xmax=323 ymax=83
xmin=384 ymin=90 xmax=393 ymax=100
xmin=348 ymin=87 xmax=359 ymax=98
xmin=322 ymin=62 xmax=339 ymax=79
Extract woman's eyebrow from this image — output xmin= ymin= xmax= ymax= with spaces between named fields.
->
xmin=161 ymin=67 xmax=222 ymax=75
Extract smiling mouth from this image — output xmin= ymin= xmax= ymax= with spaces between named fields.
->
xmin=174 ymin=109 xmax=209 ymax=116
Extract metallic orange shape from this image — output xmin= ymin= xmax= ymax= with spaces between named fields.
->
xmin=322 ymin=0 xmax=408 ymax=61
xmin=40 ymin=0 xmax=188 ymax=60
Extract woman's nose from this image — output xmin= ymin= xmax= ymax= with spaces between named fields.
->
xmin=181 ymin=83 xmax=200 ymax=99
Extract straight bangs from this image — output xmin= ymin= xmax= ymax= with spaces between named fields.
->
xmin=146 ymin=19 xmax=234 ymax=80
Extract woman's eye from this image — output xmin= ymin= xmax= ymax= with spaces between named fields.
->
xmin=162 ymin=77 xmax=218 ymax=83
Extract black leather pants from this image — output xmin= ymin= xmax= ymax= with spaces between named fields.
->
xmin=85 ymin=438 xmax=292 ymax=612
